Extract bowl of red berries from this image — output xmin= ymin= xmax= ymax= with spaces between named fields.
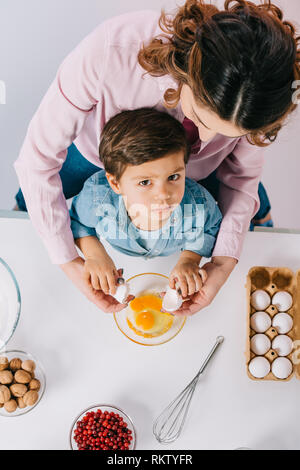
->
xmin=70 ymin=404 xmax=136 ymax=450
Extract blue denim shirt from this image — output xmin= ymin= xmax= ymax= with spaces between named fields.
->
xmin=70 ymin=170 xmax=222 ymax=259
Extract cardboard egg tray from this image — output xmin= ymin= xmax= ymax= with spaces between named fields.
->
xmin=246 ymin=267 xmax=300 ymax=381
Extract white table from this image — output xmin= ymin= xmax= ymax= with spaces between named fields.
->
xmin=0 ymin=215 xmax=300 ymax=450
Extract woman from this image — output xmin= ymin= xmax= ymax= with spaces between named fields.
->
xmin=14 ymin=0 xmax=300 ymax=314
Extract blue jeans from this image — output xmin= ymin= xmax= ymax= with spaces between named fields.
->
xmin=196 ymin=169 xmax=273 ymax=230
xmin=16 ymin=144 xmax=100 ymax=211
xmin=15 ymin=143 xmax=272 ymax=230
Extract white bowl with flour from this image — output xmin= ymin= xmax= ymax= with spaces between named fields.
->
xmin=0 ymin=258 xmax=21 ymax=350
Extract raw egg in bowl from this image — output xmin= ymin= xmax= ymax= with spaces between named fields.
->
xmin=113 ymin=273 xmax=186 ymax=346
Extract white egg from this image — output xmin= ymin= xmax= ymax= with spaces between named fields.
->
xmin=272 ymin=313 xmax=293 ymax=334
xmin=248 ymin=357 xmax=270 ymax=378
xmin=272 ymin=335 xmax=293 ymax=357
xmin=271 ymin=357 xmax=293 ymax=379
xmin=250 ymin=334 xmax=271 ymax=355
xmin=271 ymin=291 xmax=293 ymax=312
xmin=162 ymin=286 xmax=182 ymax=313
xmin=113 ymin=283 xmax=129 ymax=304
xmin=250 ymin=290 xmax=271 ymax=311
xmin=250 ymin=312 xmax=271 ymax=333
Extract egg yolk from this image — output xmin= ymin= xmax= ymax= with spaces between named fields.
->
xmin=127 ymin=293 xmax=173 ymax=338
xmin=130 ymin=295 xmax=162 ymax=312
xmin=135 ymin=311 xmax=155 ymax=330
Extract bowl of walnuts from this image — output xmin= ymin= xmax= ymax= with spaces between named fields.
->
xmin=0 ymin=350 xmax=46 ymax=416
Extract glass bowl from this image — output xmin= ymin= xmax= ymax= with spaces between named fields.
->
xmin=0 ymin=258 xmax=21 ymax=350
xmin=70 ymin=404 xmax=136 ymax=450
xmin=113 ymin=272 xmax=186 ymax=346
xmin=0 ymin=350 xmax=46 ymax=417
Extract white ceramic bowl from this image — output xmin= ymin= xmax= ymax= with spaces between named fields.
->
xmin=0 ymin=258 xmax=21 ymax=350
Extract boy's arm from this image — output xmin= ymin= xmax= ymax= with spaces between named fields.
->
xmin=75 ymin=235 xmax=108 ymax=260
xmin=74 ymin=236 xmax=119 ymax=295
xmin=69 ymin=171 xmax=107 ymax=242
xmin=178 ymin=250 xmax=202 ymax=265
xmin=169 ymin=250 xmax=206 ymax=298
xmin=69 ymin=176 xmax=122 ymax=296
xmin=169 ymin=184 xmax=222 ymax=298
xmin=69 ymin=179 xmax=99 ymax=241
xmin=182 ymin=197 xmax=222 ymax=259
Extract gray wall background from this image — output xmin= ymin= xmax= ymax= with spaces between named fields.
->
xmin=0 ymin=0 xmax=299 ymax=229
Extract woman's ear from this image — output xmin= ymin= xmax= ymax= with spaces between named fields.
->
xmin=106 ymin=172 xmax=121 ymax=194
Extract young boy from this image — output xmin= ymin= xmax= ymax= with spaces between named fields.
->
xmin=70 ymin=108 xmax=222 ymax=301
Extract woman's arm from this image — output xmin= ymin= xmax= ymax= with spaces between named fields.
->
xmin=13 ymin=23 xmax=125 ymax=311
xmin=171 ymin=143 xmax=263 ymax=315
xmin=14 ymin=22 xmax=109 ymax=264
xmin=193 ymin=140 xmax=263 ymax=313
xmin=213 ymin=136 xmax=264 ymax=259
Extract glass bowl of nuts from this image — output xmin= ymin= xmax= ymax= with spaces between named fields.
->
xmin=0 ymin=350 xmax=46 ymax=416
xmin=70 ymin=404 xmax=136 ymax=450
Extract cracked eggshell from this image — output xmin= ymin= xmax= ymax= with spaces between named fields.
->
xmin=250 ymin=312 xmax=271 ymax=333
xmin=271 ymin=357 xmax=293 ymax=379
xmin=113 ymin=283 xmax=129 ymax=304
xmin=272 ymin=313 xmax=293 ymax=334
xmin=272 ymin=335 xmax=293 ymax=357
xmin=250 ymin=290 xmax=271 ymax=311
xmin=271 ymin=291 xmax=293 ymax=312
xmin=250 ymin=334 xmax=271 ymax=355
xmin=248 ymin=357 xmax=270 ymax=378
xmin=162 ymin=286 xmax=182 ymax=313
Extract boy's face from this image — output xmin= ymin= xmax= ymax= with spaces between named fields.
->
xmin=106 ymin=150 xmax=186 ymax=230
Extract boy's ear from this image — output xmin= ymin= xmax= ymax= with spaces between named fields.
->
xmin=106 ymin=172 xmax=121 ymax=194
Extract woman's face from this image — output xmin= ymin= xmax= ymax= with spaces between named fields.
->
xmin=180 ymin=84 xmax=247 ymax=142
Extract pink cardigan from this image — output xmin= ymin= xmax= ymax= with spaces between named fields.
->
xmin=14 ymin=10 xmax=264 ymax=264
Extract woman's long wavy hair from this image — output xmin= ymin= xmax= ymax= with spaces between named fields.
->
xmin=138 ymin=0 xmax=300 ymax=146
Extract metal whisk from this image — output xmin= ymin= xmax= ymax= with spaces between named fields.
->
xmin=153 ymin=335 xmax=224 ymax=444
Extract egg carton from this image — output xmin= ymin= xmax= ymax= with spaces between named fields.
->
xmin=246 ymin=266 xmax=300 ymax=381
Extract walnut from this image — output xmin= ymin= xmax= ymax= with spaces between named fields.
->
xmin=0 ymin=370 xmax=13 ymax=385
xmin=21 ymin=360 xmax=36 ymax=374
xmin=23 ymin=390 xmax=38 ymax=406
xmin=17 ymin=397 xmax=27 ymax=409
xmin=4 ymin=399 xmax=18 ymax=413
xmin=0 ymin=357 xmax=9 ymax=371
xmin=29 ymin=379 xmax=40 ymax=391
xmin=9 ymin=357 xmax=22 ymax=371
xmin=0 ymin=385 xmax=11 ymax=403
xmin=10 ymin=383 xmax=27 ymax=398
xmin=14 ymin=370 xmax=31 ymax=384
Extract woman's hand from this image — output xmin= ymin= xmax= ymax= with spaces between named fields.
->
xmin=170 ymin=256 xmax=237 ymax=316
xmin=60 ymin=256 xmax=130 ymax=313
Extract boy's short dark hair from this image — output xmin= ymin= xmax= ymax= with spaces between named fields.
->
xmin=99 ymin=107 xmax=190 ymax=180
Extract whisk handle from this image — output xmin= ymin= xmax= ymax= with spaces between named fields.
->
xmin=197 ymin=335 xmax=224 ymax=377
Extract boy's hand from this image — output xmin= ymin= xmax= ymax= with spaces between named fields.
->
xmin=169 ymin=251 xmax=205 ymax=298
xmin=168 ymin=256 xmax=237 ymax=316
xmin=83 ymin=253 xmax=119 ymax=295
